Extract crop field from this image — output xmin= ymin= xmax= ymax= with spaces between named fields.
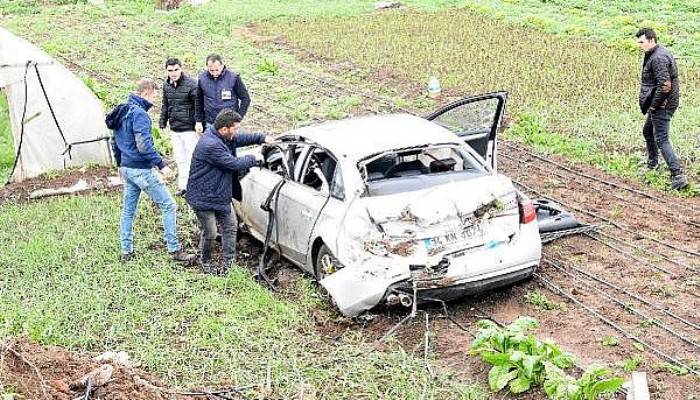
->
xmin=1 ymin=0 xmax=699 ymax=399
xmin=257 ymin=7 xmax=700 ymax=184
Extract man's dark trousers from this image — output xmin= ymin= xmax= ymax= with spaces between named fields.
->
xmin=195 ymin=207 xmax=237 ymax=273
xmin=642 ymin=108 xmax=682 ymax=175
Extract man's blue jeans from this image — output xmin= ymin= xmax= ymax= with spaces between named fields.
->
xmin=642 ymin=109 xmax=682 ymax=175
xmin=120 ymin=167 xmax=180 ymax=255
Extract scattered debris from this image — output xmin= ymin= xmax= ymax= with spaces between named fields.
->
xmin=374 ymin=1 xmax=401 ymax=9
xmin=71 ymin=364 xmax=113 ymax=390
xmin=28 ymin=176 xmax=121 ymax=199
xmin=623 ymin=372 xmax=650 ymax=400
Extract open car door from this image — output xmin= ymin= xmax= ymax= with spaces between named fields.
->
xmin=425 ymin=92 xmax=507 ymax=171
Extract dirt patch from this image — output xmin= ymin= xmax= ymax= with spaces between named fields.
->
xmin=0 ymin=166 xmax=119 ymax=206
xmin=0 ymin=338 xmax=198 ymax=400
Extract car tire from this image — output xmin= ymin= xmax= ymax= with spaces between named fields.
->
xmin=315 ymin=244 xmax=342 ymax=280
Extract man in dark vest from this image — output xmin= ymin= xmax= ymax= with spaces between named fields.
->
xmin=186 ymin=109 xmax=273 ymax=275
xmin=158 ymin=58 xmax=199 ymax=195
xmin=194 ymin=54 xmax=251 ymax=134
xmin=635 ymin=28 xmax=688 ymax=190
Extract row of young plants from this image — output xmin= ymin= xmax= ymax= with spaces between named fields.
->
xmin=258 ymin=8 xmax=700 ymax=183
xmin=469 ymin=317 xmax=623 ymax=399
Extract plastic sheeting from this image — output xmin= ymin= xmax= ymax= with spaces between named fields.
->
xmin=0 ymin=27 xmax=112 ymax=182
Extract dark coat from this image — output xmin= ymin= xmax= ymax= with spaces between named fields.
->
xmin=159 ymin=73 xmax=198 ymax=132
xmin=106 ymin=94 xmax=166 ymax=170
xmin=195 ymin=67 xmax=251 ymax=125
xmin=639 ymin=45 xmax=680 ymax=114
xmin=186 ymin=126 xmax=266 ymax=211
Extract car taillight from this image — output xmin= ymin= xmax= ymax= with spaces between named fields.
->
xmin=518 ymin=196 xmax=537 ymax=224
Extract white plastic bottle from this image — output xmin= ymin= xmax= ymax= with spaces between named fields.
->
xmin=427 ymin=76 xmax=442 ymax=98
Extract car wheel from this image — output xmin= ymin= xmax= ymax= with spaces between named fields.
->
xmin=315 ymin=244 xmax=343 ymax=280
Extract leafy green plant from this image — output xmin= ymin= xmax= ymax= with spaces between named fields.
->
xmin=470 ymin=317 xmax=575 ymax=394
xmin=600 ymin=336 xmax=619 ymax=347
xmin=256 ymin=59 xmax=280 ymax=75
xmin=655 ymin=362 xmax=689 ymax=376
xmin=617 ymin=356 xmax=643 ymax=372
xmin=471 ymin=317 xmax=623 ymax=398
xmin=525 ymin=290 xmax=567 ymax=312
xmin=544 ymin=363 xmax=624 ymax=400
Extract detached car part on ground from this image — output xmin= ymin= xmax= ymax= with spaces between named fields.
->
xmin=235 ymin=92 xmax=542 ymax=316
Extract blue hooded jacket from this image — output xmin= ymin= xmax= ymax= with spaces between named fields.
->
xmin=186 ymin=125 xmax=265 ymax=211
xmin=106 ymin=94 xmax=166 ymax=170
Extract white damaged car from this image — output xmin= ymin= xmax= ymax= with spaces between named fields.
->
xmin=235 ymin=92 xmax=541 ymax=316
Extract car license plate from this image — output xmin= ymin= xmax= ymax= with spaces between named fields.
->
xmin=423 ymin=223 xmax=484 ymax=255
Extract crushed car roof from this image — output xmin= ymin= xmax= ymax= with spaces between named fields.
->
xmin=285 ymin=114 xmax=461 ymax=160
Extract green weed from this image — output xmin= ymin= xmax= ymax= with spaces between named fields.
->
xmin=524 ymin=290 xmax=567 ymax=312
xmin=0 ymin=92 xmax=13 ymax=184
xmin=601 ymin=336 xmax=619 ymax=347
xmin=617 ymin=356 xmax=644 ymax=372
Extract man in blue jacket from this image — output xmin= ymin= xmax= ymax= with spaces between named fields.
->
xmin=186 ymin=109 xmax=273 ymax=275
xmin=106 ymin=78 xmax=195 ymax=264
xmin=194 ymin=54 xmax=251 ymax=134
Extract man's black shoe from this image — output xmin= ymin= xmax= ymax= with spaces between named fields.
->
xmin=670 ymin=174 xmax=689 ymax=191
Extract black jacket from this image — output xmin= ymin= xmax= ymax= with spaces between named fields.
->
xmin=159 ymin=73 xmax=198 ymax=132
xmin=639 ymin=45 xmax=680 ymax=114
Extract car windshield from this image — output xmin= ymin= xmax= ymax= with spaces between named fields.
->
xmin=359 ymin=144 xmax=488 ymax=196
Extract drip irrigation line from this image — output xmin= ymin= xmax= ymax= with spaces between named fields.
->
xmin=511 ymin=177 xmax=700 ymax=258
xmin=591 ymin=230 xmax=696 ymax=273
xmin=545 ymin=254 xmax=700 ymax=331
xmin=535 ymin=273 xmax=700 ymax=376
xmin=543 ymin=258 xmax=700 ymax=351
xmin=502 ymin=141 xmax=699 ymax=215
xmin=582 ymin=232 xmax=677 ymax=277
xmin=501 ymin=152 xmax=700 ymax=229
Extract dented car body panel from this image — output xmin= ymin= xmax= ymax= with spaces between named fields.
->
xmin=235 ymin=92 xmax=542 ymax=316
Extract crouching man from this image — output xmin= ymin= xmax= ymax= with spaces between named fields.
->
xmin=185 ymin=109 xmax=274 ymax=275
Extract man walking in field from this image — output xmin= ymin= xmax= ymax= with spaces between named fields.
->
xmin=194 ymin=53 xmax=251 ymax=134
xmin=106 ymin=78 xmax=196 ymax=264
xmin=159 ymin=58 xmax=199 ymax=195
xmin=635 ymin=27 xmax=689 ymax=190
xmin=186 ymin=109 xmax=273 ymax=275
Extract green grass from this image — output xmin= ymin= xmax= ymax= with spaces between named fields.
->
xmin=257 ymin=8 xmax=700 ymax=184
xmin=0 ymin=92 xmax=13 ymax=184
xmin=0 ymin=194 xmax=487 ymax=398
xmin=458 ymin=0 xmax=700 ymax=63
xmin=523 ymin=290 xmax=567 ymax=312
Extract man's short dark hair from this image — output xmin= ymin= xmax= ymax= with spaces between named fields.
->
xmin=214 ymin=109 xmax=242 ymax=130
xmin=636 ymin=28 xmax=657 ymax=42
xmin=206 ymin=53 xmax=223 ymax=65
xmin=165 ymin=58 xmax=181 ymax=68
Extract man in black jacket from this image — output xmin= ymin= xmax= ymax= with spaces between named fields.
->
xmin=186 ymin=109 xmax=273 ymax=275
xmin=194 ymin=54 xmax=251 ymax=133
xmin=159 ymin=58 xmax=199 ymax=194
xmin=635 ymin=28 xmax=688 ymax=190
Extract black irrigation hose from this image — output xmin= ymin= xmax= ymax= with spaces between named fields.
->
xmin=543 ymin=258 xmax=700 ymax=351
xmin=535 ymin=273 xmax=700 ymax=376
xmin=511 ymin=177 xmax=700 ymax=258
xmin=545 ymin=254 xmax=700 ymax=331
xmin=500 ymin=152 xmax=700 ymax=229
xmin=502 ymin=141 xmax=700 ymax=215
xmin=582 ymin=232 xmax=677 ymax=277
xmin=6 ymin=61 xmax=31 ymax=185
xmin=591 ymin=230 xmax=696 ymax=273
